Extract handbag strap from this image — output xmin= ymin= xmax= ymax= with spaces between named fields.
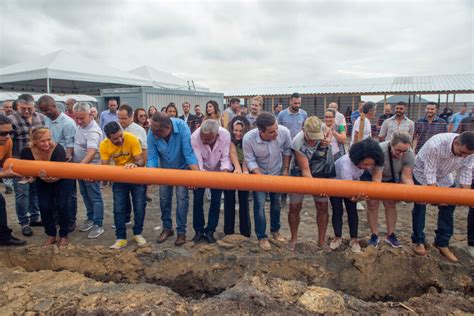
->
xmin=387 ymin=144 xmax=396 ymax=182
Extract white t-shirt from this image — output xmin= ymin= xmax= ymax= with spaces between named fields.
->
xmin=350 ymin=117 xmax=371 ymax=146
xmin=125 ymin=122 xmax=147 ymax=149
xmin=335 ymin=154 xmax=364 ymax=180
xmin=335 ymin=111 xmax=346 ymax=127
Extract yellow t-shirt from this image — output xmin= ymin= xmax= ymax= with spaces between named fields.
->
xmin=100 ymin=131 xmax=142 ymax=166
xmin=0 ymin=138 xmax=12 ymax=167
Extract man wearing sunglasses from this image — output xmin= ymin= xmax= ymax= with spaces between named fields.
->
xmin=0 ymin=114 xmax=26 ymax=246
xmin=8 ymin=94 xmax=45 ymax=236
xmin=366 ymin=132 xmax=415 ymax=249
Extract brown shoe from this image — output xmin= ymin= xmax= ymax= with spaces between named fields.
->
xmin=44 ymin=236 xmax=57 ymax=246
xmin=259 ymin=238 xmax=272 ymax=251
xmin=414 ymin=243 xmax=427 ymax=256
xmin=157 ymin=229 xmax=174 ymax=243
xmin=271 ymin=231 xmax=286 ymax=243
xmin=434 ymin=244 xmax=459 ymax=263
xmin=175 ymin=234 xmax=186 ymax=246
xmin=58 ymin=237 xmax=69 ymax=247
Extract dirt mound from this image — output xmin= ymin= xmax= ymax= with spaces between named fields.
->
xmin=1 ymin=239 xmax=473 ymax=314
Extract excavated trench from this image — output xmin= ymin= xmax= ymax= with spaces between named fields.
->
xmin=1 ymin=236 xmax=472 ymax=305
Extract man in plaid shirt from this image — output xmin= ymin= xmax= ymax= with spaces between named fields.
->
xmin=8 ymin=94 xmax=45 ymax=236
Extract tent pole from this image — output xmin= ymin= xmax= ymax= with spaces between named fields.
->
xmin=46 ymin=77 xmax=50 ymax=94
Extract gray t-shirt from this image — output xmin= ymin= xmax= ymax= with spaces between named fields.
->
xmin=290 ymin=131 xmax=318 ymax=175
xmin=73 ymin=120 xmax=103 ymax=164
xmin=377 ymin=141 xmax=415 ymax=182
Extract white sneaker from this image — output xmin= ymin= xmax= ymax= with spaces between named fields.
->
xmin=468 ymin=246 xmax=474 ymax=257
xmin=350 ymin=239 xmax=362 ymax=253
xmin=109 ymin=239 xmax=127 ymax=249
xmin=329 ymin=238 xmax=342 ymax=250
xmin=356 ymin=202 xmax=365 ymax=211
xmin=133 ymin=234 xmax=147 ymax=247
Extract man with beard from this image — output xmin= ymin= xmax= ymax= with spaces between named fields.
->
xmin=179 ymin=102 xmax=199 ymax=133
xmin=413 ymin=102 xmax=447 ymax=154
xmin=277 ymin=92 xmax=308 ymax=140
xmin=378 ymin=101 xmax=414 ymax=142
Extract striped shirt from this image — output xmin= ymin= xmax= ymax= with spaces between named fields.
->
xmin=414 ymin=116 xmax=447 ymax=154
xmin=413 ymin=133 xmax=474 ymax=187
xmin=8 ymin=112 xmax=46 ymax=158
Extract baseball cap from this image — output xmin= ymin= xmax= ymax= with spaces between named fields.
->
xmin=303 ymin=116 xmax=324 ymax=140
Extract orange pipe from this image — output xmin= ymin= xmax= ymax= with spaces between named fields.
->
xmin=4 ymin=158 xmax=474 ymax=207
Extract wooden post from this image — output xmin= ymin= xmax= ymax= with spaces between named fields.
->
xmin=352 ymin=95 xmax=355 ymax=112
xmin=271 ymin=97 xmax=275 ymax=114
xmin=384 ymin=94 xmax=387 ymax=106
xmin=324 ymin=96 xmax=327 ymax=112
xmin=446 ymin=94 xmax=449 ymax=108
xmin=452 ymin=94 xmax=456 ymax=110
xmin=417 ymin=94 xmax=422 ymax=118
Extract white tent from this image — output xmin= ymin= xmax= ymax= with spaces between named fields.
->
xmin=0 ymin=50 xmax=153 ymax=94
xmin=130 ymin=65 xmax=209 ymax=92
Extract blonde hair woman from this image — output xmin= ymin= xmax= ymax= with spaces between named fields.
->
xmin=20 ymin=126 xmax=74 ymax=247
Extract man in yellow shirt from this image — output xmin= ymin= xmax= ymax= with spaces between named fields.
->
xmin=0 ymin=115 xmax=26 ymax=246
xmin=100 ymin=121 xmax=146 ymax=249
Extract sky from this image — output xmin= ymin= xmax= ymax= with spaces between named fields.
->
xmin=0 ymin=0 xmax=472 ymax=98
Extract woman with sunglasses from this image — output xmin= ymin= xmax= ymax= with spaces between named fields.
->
xmin=133 ymin=108 xmax=149 ymax=133
xmin=223 ymin=116 xmax=251 ymax=238
xmin=20 ymin=126 xmax=74 ymax=246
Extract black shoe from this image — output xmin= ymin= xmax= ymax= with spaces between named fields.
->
xmin=191 ymin=231 xmax=205 ymax=243
xmin=0 ymin=236 xmax=26 ymax=246
xmin=4 ymin=187 xmax=12 ymax=194
xmin=29 ymin=219 xmax=43 ymax=227
xmin=68 ymin=223 xmax=76 ymax=233
xmin=21 ymin=225 xmax=33 ymax=237
xmin=204 ymin=232 xmax=216 ymax=244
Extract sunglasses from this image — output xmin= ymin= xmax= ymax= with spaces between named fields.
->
xmin=0 ymin=131 xmax=13 ymax=136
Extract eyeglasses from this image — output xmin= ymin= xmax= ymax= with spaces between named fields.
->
xmin=138 ymin=114 xmax=147 ymax=118
xmin=394 ymin=148 xmax=409 ymax=154
xmin=0 ymin=131 xmax=13 ymax=136
xmin=324 ymin=116 xmax=334 ymax=118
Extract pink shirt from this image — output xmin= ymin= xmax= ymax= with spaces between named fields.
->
xmin=191 ymin=126 xmax=232 ymax=172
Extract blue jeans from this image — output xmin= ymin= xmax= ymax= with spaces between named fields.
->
xmin=160 ymin=185 xmax=189 ymax=235
xmin=13 ymin=178 xmax=40 ymax=226
xmin=253 ymin=191 xmax=281 ymax=240
xmin=112 ymin=182 xmax=147 ymax=239
xmin=78 ymin=180 xmax=104 ymax=226
xmin=193 ymin=188 xmax=222 ymax=234
xmin=411 ymin=177 xmax=456 ymax=247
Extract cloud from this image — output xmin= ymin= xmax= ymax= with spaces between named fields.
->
xmin=0 ymin=0 xmax=472 ymax=92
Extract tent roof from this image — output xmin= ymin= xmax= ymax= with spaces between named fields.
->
xmin=129 ymin=65 xmax=209 ymax=91
xmin=0 ymin=50 xmax=153 ymax=94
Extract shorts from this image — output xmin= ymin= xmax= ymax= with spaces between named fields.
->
xmin=289 ymin=193 xmax=329 ymax=204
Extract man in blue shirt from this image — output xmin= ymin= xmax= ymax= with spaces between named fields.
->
xmin=147 ymin=112 xmax=199 ymax=246
xmin=449 ymin=104 xmax=469 ymax=132
xmin=277 ymin=92 xmax=307 ymax=139
xmin=99 ymin=98 xmax=118 ymax=130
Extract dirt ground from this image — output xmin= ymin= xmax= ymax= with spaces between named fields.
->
xmin=1 ymin=182 xmax=473 ymax=314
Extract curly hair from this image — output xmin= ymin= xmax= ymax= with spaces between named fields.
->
xmin=349 ymin=138 xmax=384 ymax=167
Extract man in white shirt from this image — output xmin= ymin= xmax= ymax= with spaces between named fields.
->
xmin=378 ymin=101 xmax=414 ymax=142
xmin=351 ymin=101 xmax=376 ymax=146
xmin=411 ymin=131 xmax=474 ymax=262
xmin=327 ymin=102 xmax=347 ymax=130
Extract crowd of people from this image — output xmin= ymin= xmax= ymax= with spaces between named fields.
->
xmin=0 ymin=93 xmax=473 ymax=264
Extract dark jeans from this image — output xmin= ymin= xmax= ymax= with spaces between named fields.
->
xmin=223 ymin=190 xmax=251 ymax=237
xmin=36 ymin=179 xmax=72 ymax=238
xmin=253 ymin=191 xmax=281 ymax=240
xmin=0 ymin=194 xmax=12 ymax=241
xmin=411 ymin=176 xmax=456 ymax=247
xmin=330 ymin=197 xmax=358 ymax=238
xmin=112 ymin=182 xmax=146 ymax=239
xmin=68 ymin=181 xmax=77 ymax=226
xmin=467 ymin=181 xmax=474 ymax=247
xmin=125 ymin=193 xmax=132 ymax=223
xmin=193 ymin=188 xmax=222 ymax=234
